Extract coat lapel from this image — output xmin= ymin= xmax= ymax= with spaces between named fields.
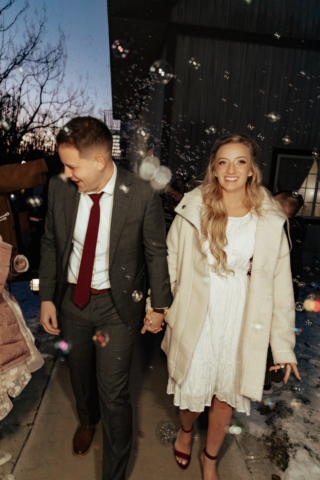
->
xmin=109 ymin=167 xmax=133 ymax=270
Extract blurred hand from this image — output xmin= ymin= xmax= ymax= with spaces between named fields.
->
xmin=0 ymin=235 xmax=2 ymax=242
xmin=171 ymin=190 xmax=183 ymax=202
xmin=141 ymin=309 xmax=165 ymax=334
xmin=40 ymin=301 xmax=60 ymax=335
xmin=15 ymin=258 xmax=26 ymax=271
xmin=269 ymin=363 xmax=300 ymax=383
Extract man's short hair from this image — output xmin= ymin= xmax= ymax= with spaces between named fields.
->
xmin=56 ymin=116 xmax=113 ymax=154
xmin=274 ymin=190 xmax=304 ymax=217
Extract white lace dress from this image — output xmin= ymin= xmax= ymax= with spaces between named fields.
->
xmin=167 ymin=211 xmax=258 ymax=415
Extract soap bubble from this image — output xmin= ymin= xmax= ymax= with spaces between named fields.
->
xmin=1 ymin=119 xmax=11 ymax=131
xmin=92 ymin=331 xmax=110 ymax=348
xmin=188 ymin=57 xmax=201 ymax=70
xmin=298 ymin=282 xmax=306 ymax=288
xmin=55 ymin=340 xmax=71 ymax=354
xmin=264 ymin=399 xmax=276 ymax=409
xmin=291 ymin=399 xmax=302 ymax=409
xmin=149 ymin=365 xmax=154 ymax=370
xmin=311 ymin=282 xmax=316 ymax=287
xmin=296 ymin=239 xmax=301 ymax=244
xmin=305 ymin=319 xmax=312 ymax=326
xmin=139 ymin=155 xmax=160 ymax=181
xmin=282 ymin=136 xmax=291 ymax=145
xmin=59 ymin=173 xmax=68 ymax=182
xmin=119 ymin=184 xmax=130 ymax=194
xmin=251 ymin=323 xmax=263 ymax=329
xmin=156 ymin=421 xmax=178 ymax=446
xmin=300 ymin=71 xmax=306 ymax=76
xmin=294 ymin=327 xmax=302 ymax=335
xmin=291 ymin=385 xmax=304 ymax=393
xmin=149 ymin=60 xmax=174 ymax=84
xmin=111 ymin=39 xmax=129 ymax=59
xmin=274 ymin=33 xmax=281 ymax=39
xmin=267 ymin=112 xmax=281 ymax=122
xmin=9 ymin=193 xmax=16 ymax=201
xmin=247 ymin=124 xmax=255 ymax=130
xmin=312 ymin=148 xmax=319 ymax=158
xmin=150 ymin=166 xmax=172 ymax=191
xmin=295 ymin=302 xmax=304 ymax=312
xmin=132 ymin=290 xmax=143 ymax=302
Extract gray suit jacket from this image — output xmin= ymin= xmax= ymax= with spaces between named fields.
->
xmin=39 ymin=166 xmax=173 ymax=327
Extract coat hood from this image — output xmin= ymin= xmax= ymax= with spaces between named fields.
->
xmin=174 ymin=186 xmax=287 ymax=233
xmin=0 ymin=241 xmax=12 ymax=294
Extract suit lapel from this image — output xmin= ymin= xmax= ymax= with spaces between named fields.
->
xmin=109 ymin=167 xmax=133 ymax=270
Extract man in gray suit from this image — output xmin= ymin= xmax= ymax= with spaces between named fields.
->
xmin=39 ymin=117 xmax=172 ymax=480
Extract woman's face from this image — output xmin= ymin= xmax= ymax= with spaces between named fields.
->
xmin=214 ymin=143 xmax=253 ymax=194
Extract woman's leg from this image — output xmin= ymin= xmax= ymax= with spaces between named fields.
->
xmin=201 ymin=396 xmax=233 ymax=480
xmin=175 ymin=409 xmax=201 ymax=465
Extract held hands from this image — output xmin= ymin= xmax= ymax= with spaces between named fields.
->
xmin=141 ymin=309 xmax=165 ymax=334
xmin=269 ymin=363 xmax=301 ymax=383
xmin=15 ymin=258 xmax=26 ymax=271
xmin=40 ymin=301 xmax=60 ymax=335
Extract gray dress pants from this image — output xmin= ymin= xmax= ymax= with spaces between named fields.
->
xmin=60 ymin=284 xmax=138 ymax=480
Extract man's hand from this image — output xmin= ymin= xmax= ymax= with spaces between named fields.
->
xmin=40 ymin=301 xmax=60 ymax=335
xmin=0 ymin=235 xmax=2 ymax=242
xmin=141 ymin=309 xmax=165 ymax=334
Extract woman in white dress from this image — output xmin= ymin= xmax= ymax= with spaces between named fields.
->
xmin=144 ymin=134 xmax=300 ymax=480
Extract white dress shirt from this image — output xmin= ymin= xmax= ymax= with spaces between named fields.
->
xmin=68 ymin=163 xmax=117 ymax=289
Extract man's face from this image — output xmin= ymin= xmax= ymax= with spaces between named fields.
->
xmin=58 ymin=143 xmax=109 ymax=193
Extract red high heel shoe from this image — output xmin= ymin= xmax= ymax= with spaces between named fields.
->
xmin=201 ymin=447 xmax=219 ymax=479
xmin=174 ymin=424 xmax=193 ymax=470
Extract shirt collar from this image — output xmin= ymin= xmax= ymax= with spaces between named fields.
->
xmin=85 ymin=162 xmax=117 ymax=196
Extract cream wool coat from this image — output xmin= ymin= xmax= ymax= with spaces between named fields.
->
xmin=161 ymin=187 xmax=297 ymax=403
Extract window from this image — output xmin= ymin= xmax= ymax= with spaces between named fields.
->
xmin=271 ymin=152 xmax=320 ymax=218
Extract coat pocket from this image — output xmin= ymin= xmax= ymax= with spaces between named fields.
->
xmin=165 ymin=285 xmax=179 ymax=328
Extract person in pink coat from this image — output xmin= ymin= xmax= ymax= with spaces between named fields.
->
xmin=0 ymin=235 xmax=43 ymax=475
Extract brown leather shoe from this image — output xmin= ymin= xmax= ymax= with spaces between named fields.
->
xmin=72 ymin=424 xmax=95 ymax=457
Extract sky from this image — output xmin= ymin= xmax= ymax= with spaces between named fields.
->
xmin=10 ymin=0 xmax=113 ymax=116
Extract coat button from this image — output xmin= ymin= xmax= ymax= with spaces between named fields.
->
xmin=182 ymin=205 xmax=186 ymax=209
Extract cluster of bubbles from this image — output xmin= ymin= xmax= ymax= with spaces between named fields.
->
xmin=132 ymin=290 xmax=143 ymax=302
xmin=295 ymin=302 xmax=304 ymax=312
xmin=149 ymin=60 xmax=174 ymax=85
xmin=139 ymin=156 xmax=172 ymax=190
xmin=303 ymin=298 xmax=320 ymax=312
xmin=274 ymin=33 xmax=281 ymax=39
xmin=247 ymin=124 xmax=255 ymax=130
xmin=176 ymin=166 xmax=188 ymax=180
xmin=290 ymin=398 xmax=302 ymax=409
xmin=92 ymin=331 xmax=110 ymax=348
xmin=294 ymin=327 xmax=303 ymax=335
xmin=226 ymin=425 xmax=242 ymax=435
xmin=312 ymin=148 xmax=319 ymax=158
xmin=205 ymin=126 xmax=217 ymax=135
xmin=188 ymin=57 xmax=201 ymax=70
xmin=54 ymin=340 xmax=71 ymax=354
xmin=26 ymin=196 xmax=43 ymax=208
xmin=156 ymin=421 xmax=178 ymax=446
xmin=111 ymin=40 xmax=129 ymax=59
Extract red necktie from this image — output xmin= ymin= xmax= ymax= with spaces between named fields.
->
xmin=74 ymin=193 xmax=103 ymax=308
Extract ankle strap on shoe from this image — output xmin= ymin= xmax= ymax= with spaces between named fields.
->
xmin=180 ymin=424 xmax=193 ymax=434
xmin=203 ymin=447 xmax=218 ymax=461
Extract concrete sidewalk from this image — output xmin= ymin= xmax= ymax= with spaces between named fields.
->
xmin=10 ymin=331 xmax=281 ymax=480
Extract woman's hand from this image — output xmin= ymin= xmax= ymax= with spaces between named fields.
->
xmin=269 ymin=363 xmax=301 ymax=383
xmin=141 ymin=309 xmax=165 ymax=334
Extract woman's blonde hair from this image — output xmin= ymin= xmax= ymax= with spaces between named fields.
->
xmin=201 ymin=133 xmax=265 ymax=275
